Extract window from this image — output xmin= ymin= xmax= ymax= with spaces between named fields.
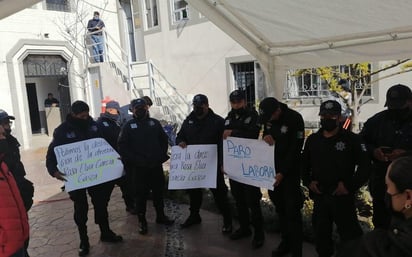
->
xmin=285 ymin=64 xmax=372 ymax=99
xmin=171 ymin=0 xmax=189 ymax=24
xmin=45 ymin=0 xmax=71 ymax=12
xmin=232 ymin=62 xmax=256 ymax=108
xmin=144 ymin=0 xmax=159 ymax=29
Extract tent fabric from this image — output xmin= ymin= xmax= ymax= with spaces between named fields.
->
xmin=187 ymin=0 xmax=412 ymax=69
xmin=0 ymin=0 xmax=42 ymax=20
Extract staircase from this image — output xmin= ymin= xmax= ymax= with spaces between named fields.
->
xmin=84 ymin=30 xmax=190 ymax=126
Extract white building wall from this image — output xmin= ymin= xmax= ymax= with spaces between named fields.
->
xmin=142 ymin=1 xmax=249 ymax=117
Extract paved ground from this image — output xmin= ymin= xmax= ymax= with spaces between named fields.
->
xmin=22 ymin=136 xmax=317 ymax=257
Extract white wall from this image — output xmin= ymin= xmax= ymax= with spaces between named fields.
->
xmin=142 ymin=1 xmax=249 ymax=117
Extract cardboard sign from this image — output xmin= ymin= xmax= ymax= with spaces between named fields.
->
xmin=223 ymin=137 xmax=275 ymax=190
xmin=168 ymin=144 xmax=217 ymax=189
xmin=54 ymin=138 xmax=124 ymax=192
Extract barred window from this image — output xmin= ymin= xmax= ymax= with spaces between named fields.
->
xmin=45 ymin=0 xmax=71 ymax=12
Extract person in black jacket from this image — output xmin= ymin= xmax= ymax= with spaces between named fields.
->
xmin=302 ymin=100 xmax=371 ymax=257
xmin=118 ymin=98 xmax=174 ymax=235
xmin=259 ymin=97 xmax=304 ymax=257
xmin=176 ymin=94 xmax=232 ymax=233
xmin=223 ymin=89 xmax=264 ymax=249
xmin=360 ymin=84 xmax=412 ymax=229
xmin=0 ymin=109 xmax=34 ymax=257
xmin=337 ymin=155 xmax=412 ymax=257
xmin=46 ymin=101 xmax=122 ymax=257
xmin=96 ymin=100 xmax=135 ymax=213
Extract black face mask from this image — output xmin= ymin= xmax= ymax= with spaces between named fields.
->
xmin=72 ymin=118 xmax=89 ymax=130
xmin=320 ymin=118 xmax=339 ymax=132
xmin=388 ymin=107 xmax=410 ymax=120
xmin=0 ymin=139 xmax=9 ymax=154
xmin=232 ymin=108 xmax=246 ymax=116
xmin=194 ymin=106 xmax=204 ymax=117
xmin=103 ymin=112 xmax=119 ymax=122
xmin=134 ymin=109 xmax=147 ymax=120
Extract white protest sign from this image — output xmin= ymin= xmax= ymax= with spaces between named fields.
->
xmin=223 ymin=137 xmax=275 ymax=190
xmin=168 ymin=144 xmax=217 ymax=190
xmin=54 ymin=138 xmax=124 ymax=192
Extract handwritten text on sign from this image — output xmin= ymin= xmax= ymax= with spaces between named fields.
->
xmin=54 ymin=138 xmax=124 ymax=192
xmin=168 ymin=144 xmax=217 ymax=190
xmin=223 ymin=137 xmax=275 ymax=190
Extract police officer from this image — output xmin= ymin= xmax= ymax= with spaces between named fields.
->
xmin=259 ymin=97 xmax=304 ymax=257
xmin=302 ymin=100 xmax=371 ymax=257
xmin=46 ymin=101 xmax=123 ymax=257
xmin=223 ymin=89 xmax=264 ymax=249
xmin=0 ymin=109 xmax=34 ymax=257
xmin=176 ymin=94 xmax=232 ymax=233
xmin=118 ymin=98 xmax=174 ymax=235
xmin=96 ymin=100 xmax=135 ymax=213
xmin=360 ymin=84 xmax=412 ymax=229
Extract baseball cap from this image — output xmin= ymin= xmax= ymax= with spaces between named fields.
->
xmin=384 ymin=84 xmax=412 ymax=109
xmin=131 ymin=98 xmax=147 ymax=109
xmin=142 ymin=96 xmax=153 ymax=106
xmin=319 ymin=100 xmax=342 ymax=116
xmin=259 ymin=97 xmax=280 ymax=122
xmin=192 ymin=94 xmax=208 ymax=106
xmin=229 ymin=90 xmax=246 ymax=102
xmin=71 ymin=101 xmax=89 ymax=114
xmin=0 ymin=109 xmax=15 ymax=122
xmin=105 ymin=101 xmax=120 ymax=111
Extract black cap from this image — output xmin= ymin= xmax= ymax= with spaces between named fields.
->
xmin=192 ymin=94 xmax=208 ymax=106
xmin=0 ymin=109 xmax=15 ymax=122
xmin=71 ymin=101 xmax=89 ymax=115
xmin=259 ymin=97 xmax=280 ymax=122
xmin=385 ymin=84 xmax=412 ymax=109
xmin=319 ymin=100 xmax=341 ymax=116
xmin=229 ymin=90 xmax=246 ymax=102
xmin=131 ymin=98 xmax=147 ymax=109
xmin=105 ymin=101 xmax=120 ymax=111
xmin=142 ymin=96 xmax=153 ymax=106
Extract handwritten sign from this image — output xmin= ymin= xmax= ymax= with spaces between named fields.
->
xmin=168 ymin=144 xmax=217 ymax=190
xmin=223 ymin=137 xmax=275 ymax=190
xmin=54 ymin=138 xmax=124 ymax=192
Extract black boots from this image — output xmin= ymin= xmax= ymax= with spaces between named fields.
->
xmin=180 ymin=213 xmax=202 ymax=228
xmin=78 ymin=227 xmax=89 ymax=256
xmin=138 ymin=214 xmax=148 ymax=235
xmin=99 ymin=223 xmax=123 ymax=243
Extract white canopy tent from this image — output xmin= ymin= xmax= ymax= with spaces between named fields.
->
xmin=0 ymin=0 xmax=42 ymax=20
xmin=186 ymin=0 xmax=412 ymax=97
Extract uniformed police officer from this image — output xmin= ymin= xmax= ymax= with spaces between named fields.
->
xmin=302 ymin=100 xmax=371 ymax=257
xmin=259 ymin=97 xmax=304 ymax=257
xmin=0 ymin=109 xmax=34 ymax=257
xmin=46 ymin=101 xmax=123 ymax=257
xmin=360 ymin=84 xmax=412 ymax=229
xmin=176 ymin=94 xmax=233 ymax=233
xmin=223 ymin=89 xmax=264 ymax=249
xmin=118 ymin=98 xmax=174 ymax=235
xmin=96 ymin=100 xmax=135 ymax=213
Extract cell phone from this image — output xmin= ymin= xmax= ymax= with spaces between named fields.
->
xmin=381 ymin=147 xmax=393 ymax=154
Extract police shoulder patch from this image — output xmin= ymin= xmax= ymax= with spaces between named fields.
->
xmin=149 ymin=120 xmax=155 ymax=126
xmin=360 ymin=143 xmax=367 ymax=152
xmin=130 ymin=123 xmax=138 ymax=129
xmin=297 ymin=131 xmax=304 ymax=139
xmin=224 ymin=119 xmax=230 ymax=126
xmin=103 ymin=121 xmax=109 ymax=127
xmin=244 ymin=117 xmax=252 ymax=124
xmin=188 ymin=120 xmax=194 ymax=124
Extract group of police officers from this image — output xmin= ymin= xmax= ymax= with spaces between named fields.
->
xmin=39 ymin=83 xmax=412 ymax=257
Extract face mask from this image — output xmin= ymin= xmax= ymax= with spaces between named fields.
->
xmin=134 ymin=109 xmax=147 ymax=120
xmin=388 ymin=107 xmax=409 ymax=120
xmin=93 ymin=15 xmax=99 ymax=20
xmin=320 ymin=118 xmax=338 ymax=132
xmin=72 ymin=118 xmax=89 ymax=130
xmin=0 ymin=139 xmax=8 ymax=154
xmin=104 ymin=113 xmax=119 ymax=122
xmin=194 ymin=106 xmax=204 ymax=116
xmin=232 ymin=108 xmax=245 ymax=116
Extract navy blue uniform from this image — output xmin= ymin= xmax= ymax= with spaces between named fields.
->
xmin=96 ymin=113 xmax=134 ymax=210
xmin=176 ymin=109 xmax=232 ymax=227
xmin=360 ymin=110 xmax=412 ymax=228
xmin=263 ymin=103 xmax=304 ymax=257
xmin=46 ymin=116 xmax=114 ymax=242
xmin=302 ymin=128 xmax=371 ymax=257
xmin=224 ymin=108 xmax=263 ymax=237
xmin=118 ymin=115 xmax=169 ymax=217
